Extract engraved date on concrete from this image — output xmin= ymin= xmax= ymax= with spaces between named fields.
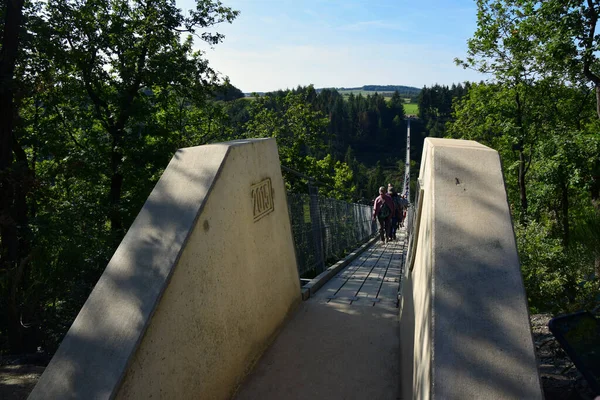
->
xmin=251 ymin=178 xmax=274 ymax=222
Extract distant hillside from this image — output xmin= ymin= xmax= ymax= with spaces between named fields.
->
xmin=332 ymin=85 xmax=421 ymax=95
xmin=331 ymin=85 xmax=421 ymax=102
xmin=244 ymin=85 xmax=421 ymax=98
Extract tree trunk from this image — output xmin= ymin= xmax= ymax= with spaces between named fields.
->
xmin=518 ymin=148 xmax=528 ymax=222
xmin=514 ymin=90 xmax=528 ymax=223
xmin=596 ymin=85 xmax=600 ymax=120
xmin=561 ymin=179 xmax=569 ymax=246
xmin=591 ymin=164 xmax=600 ymax=280
xmin=8 ymin=254 xmax=34 ymax=353
xmin=1 ymin=0 xmax=25 ymax=262
xmin=109 ymin=132 xmax=124 ymax=241
xmin=1 ymin=0 xmax=29 ymax=354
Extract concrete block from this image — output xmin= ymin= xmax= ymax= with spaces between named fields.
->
xmin=301 ymin=287 xmax=310 ymax=301
xmin=29 ymin=138 xmax=300 ymax=399
xmin=400 ymin=138 xmax=543 ymax=400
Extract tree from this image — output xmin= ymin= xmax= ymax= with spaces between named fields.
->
xmin=417 ymin=84 xmax=467 ymax=139
xmin=44 ymin=0 xmax=238 ymax=240
xmin=0 ymin=0 xmax=238 ymax=354
xmin=448 ymin=82 xmax=537 ymax=221
xmin=1 ymin=0 xmax=32 ymax=353
xmin=213 ymin=79 xmax=244 ymax=101
xmin=448 ymin=79 xmax=600 ymax=312
xmin=368 ymin=161 xmax=385 ymax=198
xmin=456 ymin=0 xmax=550 ymax=221
xmin=459 ymin=0 xmax=600 ymax=280
xmin=314 ymin=155 xmax=356 ymax=201
xmin=244 ymin=91 xmax=329 ymax=192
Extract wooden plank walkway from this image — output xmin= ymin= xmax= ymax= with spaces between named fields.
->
xmin=235 ymin=231 xmax=407 ymax=400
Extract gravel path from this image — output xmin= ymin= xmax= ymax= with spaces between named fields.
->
xmin=531 ymin=313 xmax=596 ymax=399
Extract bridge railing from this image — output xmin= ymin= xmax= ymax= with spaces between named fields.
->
xmin=318 ymin=197 xmax=373 ymax=262
xmin=286 ymin=191 xmax=375 ymax=278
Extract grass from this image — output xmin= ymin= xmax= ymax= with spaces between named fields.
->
xmin=404 ymin=103 xmax=418 ymax=115
xmin=241 ymin=93 xmax=419 ymax=116
xmin=338 ymin=89 xmax=402 ymax=99
xmin=338 ymin=89 xmax=398 ymax=97
xmin=337 ymin=90 xmax=419 ymax=115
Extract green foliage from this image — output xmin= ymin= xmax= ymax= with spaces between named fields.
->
xmin=333 ymin=85 xmax=420 ymax=101
xmin=516 ymin=220 xmax=570 ymax=313
xmin=0 ymin=0 xmax=240 ymax=354
xmin=418 ymin=83 xmax=470 ymax=138
xmin=246 ymin=91 xmax=328 ymax=169
xmin=447 ymin=81 xmax=600 ymax=315
xmin=403 ymin=103 xmax=418 ymax=115
xmin=2 ymin=0 xmax=412 ymax=355
xmin=460 ymin=0 xmax=600 ymax=111
xmin=447 ymin=0 xmax=600 ymax=313
xmin=367 ymin=161 xmax=385 ymax=197
xmin=315 ymin=155 xmax=357 ymax=201
xmin=448 ymin=78 xmax=600 ymax=313
xmin=517 ymin=219 xmax=600 ymax=313
xmin=242 ymin=90 xmax=367 ymax=201
xmin=243 ymin=86 xmax=414 ymax=202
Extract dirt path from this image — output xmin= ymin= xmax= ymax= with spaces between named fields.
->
xmin=531 ymin=314 xmax=596 ymax=399
xmin=0 ymin=364 xmax=45 ymax=400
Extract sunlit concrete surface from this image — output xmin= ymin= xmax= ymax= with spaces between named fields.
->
xmin=400 ymin=138 xmax=543 ymax=400
xmin=235 ymin=237 xmax=405 ymax=400
xmin=29 ymin=138 xmax=300 ymax=399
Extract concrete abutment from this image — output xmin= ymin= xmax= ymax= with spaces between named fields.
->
xmin=400 ymin=138 xmax=543 ymax=399
xmin=29 ymin=138 xmax=300 ymax=399
xmin=29 ymin=137 xmax=544 ymax=399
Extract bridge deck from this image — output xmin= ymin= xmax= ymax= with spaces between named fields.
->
xmin=235 ymin=231 xmax=406 ymax=400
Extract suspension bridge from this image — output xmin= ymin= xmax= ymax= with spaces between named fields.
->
xmin=28 ymin=124 xmax=543 ymax=399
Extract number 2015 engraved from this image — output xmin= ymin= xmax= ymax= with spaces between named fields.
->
xmin=251 ymin=178 xmax=274 ymax=222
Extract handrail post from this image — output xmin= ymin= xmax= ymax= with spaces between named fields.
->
xmin=308 ymin=181 xmax=325 ymax=274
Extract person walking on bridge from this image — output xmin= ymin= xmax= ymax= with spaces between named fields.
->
xmin=389 ymin=186 xmax=402 ymax=240
xmin=373 ymin=186 xmax=395 ymax=243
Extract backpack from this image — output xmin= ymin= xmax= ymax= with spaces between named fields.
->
xmin=392 ymin=196 xmax=403 ymax=216
xmin=378 ymin=201 xmax=391 ymax=219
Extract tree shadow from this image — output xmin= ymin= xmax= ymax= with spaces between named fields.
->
xmin=401 ymin=147 xmax=543 ymax=399
xmin=235 ymin=295 xmax=401 ymax=400
xmin=28 ymin=145 xmax=230 ymax=398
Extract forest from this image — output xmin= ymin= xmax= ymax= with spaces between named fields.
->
xmin=0 ymin=0 xmax=418 ymax=355
xmin=439 ymin=0 xmax=600 ymax=316
xmin=2 ymin=0 xmax=600 ymax=359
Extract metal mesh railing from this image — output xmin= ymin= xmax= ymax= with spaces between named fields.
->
xmin=286 ymin=191 xmax=375 ymax=278
xmin=318 ymin=198 xmax=374 ymax=260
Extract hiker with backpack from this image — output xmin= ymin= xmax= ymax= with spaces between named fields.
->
xmin=389 ymin=186 xmax=402 ymax=240
xmin=372 ymin=186 xmax=395 ymax=243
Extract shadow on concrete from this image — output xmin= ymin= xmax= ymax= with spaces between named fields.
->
xmin=235 ymin=298 xmax=400 ymax=400
xmin=401 ymin=151 xmax=542 ymax=399
xmin=29 ymin=146 xmax=228 ymax=398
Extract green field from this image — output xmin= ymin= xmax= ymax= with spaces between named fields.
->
xmin=338 ymin=89 xmax=397 ymax=97
xmin=243 ymin=92 xmax=419 ymax=116
xmin=404 ymin=103 xmax=418 ymax=115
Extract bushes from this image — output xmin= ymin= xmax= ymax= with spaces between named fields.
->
xmin=516 ymin=220 xmax=599 ymax=314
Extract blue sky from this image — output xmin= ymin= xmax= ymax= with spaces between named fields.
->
xmin=179 ymin=0 xmax=486 ymax=92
